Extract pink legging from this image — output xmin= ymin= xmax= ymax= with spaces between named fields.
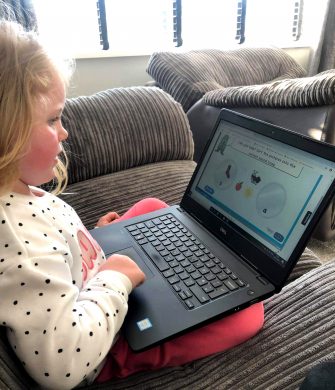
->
xmin=96 ymin=198 xmax=264 ymax=381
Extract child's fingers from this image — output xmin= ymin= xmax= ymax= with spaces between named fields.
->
xmin=96 ymin=212 xmax=120 ymax=227
xmin=99 ymin=254 xmax=146 ymax=288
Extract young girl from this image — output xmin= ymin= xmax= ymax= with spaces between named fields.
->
xmin=0 ymin=20 xmax=264 ymax=389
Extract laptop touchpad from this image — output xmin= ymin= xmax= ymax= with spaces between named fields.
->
xmin=106 ymin=247 xmax=154 ymax=280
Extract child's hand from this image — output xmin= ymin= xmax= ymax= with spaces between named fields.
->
xmin=96 ymin=211 xmax=120 ymax=227
xmin=98 ymin=254 xmax=146 ymax=288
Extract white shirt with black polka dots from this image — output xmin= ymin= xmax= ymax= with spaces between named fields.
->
xmin=0 ymin=189 xmax=132 ymax=389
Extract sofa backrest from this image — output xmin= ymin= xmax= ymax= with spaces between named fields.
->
xmin=147 ymin=47 xmax=307 ymax=111
xmin=204 ymin=69 xmax=335 ymax=109
xmin=62 ymin=87 xmax=194 ymax=186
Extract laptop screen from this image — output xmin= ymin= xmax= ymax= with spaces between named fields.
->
xmin=187 ymin=113 xmax=335 ymax=268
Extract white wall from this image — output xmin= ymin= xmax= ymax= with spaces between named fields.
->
xmin=68 ymin=55 xmax=152 ymax=97
xmin=68 ymin=47 xmax=312 ymax=98
xmin=285 ymin=47 xmax=312 ymax=71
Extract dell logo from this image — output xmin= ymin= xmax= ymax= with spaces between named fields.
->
xmin=220 ymin=226 xmax=227 ymax=235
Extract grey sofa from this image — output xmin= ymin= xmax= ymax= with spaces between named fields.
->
xmin=0 ymin=86 xmax=334 ymax=389
xmin=146 ymin=47 xmax=306 ymax=112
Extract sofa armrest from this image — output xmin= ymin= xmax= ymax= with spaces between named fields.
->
xmin=62 ymin=87 xmax=194 ymax=185
xmin=204 ymin=69 xmax=335 ymax=109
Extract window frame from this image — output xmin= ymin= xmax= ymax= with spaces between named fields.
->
xmin=33 ymin=0 xmax=325 ymax=59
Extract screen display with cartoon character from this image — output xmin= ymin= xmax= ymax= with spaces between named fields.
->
xmin=189 ymin=120 xmax=335 ymax=263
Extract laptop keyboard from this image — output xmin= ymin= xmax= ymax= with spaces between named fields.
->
xmin=126 ymin=213 xmax=246 ymax=309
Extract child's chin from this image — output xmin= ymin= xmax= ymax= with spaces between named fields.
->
xmin=38 ymin=173 xmax=57 ymax=187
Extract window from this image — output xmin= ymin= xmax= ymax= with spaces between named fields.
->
xmin=34 ymin=0 xmax=174 ymax=57
xmin=105 ymin=0 xmax=173 ymax=52
xmin=182 ymin=0 xmax=238 ymax=50
xmin=246 ymin=0 xmax=297 ymax=46
xmin=33 ymin=0 xmax=329 ymax=58
xmin=34 ymin=0 xmax=100 ymax=56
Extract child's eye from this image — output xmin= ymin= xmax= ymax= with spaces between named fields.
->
xmin=48 ymin=117 xmax=60 ymax=127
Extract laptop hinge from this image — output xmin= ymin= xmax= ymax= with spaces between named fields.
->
xmin=241 ymin=255 xmax=275 ymax=286
xmin=178 ymin=207 xmax=202 ymax=224
xmin=239 ymin=254 xmax=261 ymax=277
xmin=240 ymin=255 xmax=273 ymax=285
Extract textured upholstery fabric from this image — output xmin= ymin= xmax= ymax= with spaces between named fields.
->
xmin=204 ymin=69 xmax=335 ymax=108
xmin=285 ymin=247 xmax=322 ymax=283
xmin=62 ymin=160 xmax=196 ymax=229
xmin=0 ymin=1 xmax=37 ymax=31
xmin=62 ymin=87 xmax=194 ymax=185
xmin=0 ymin=329 xmax=38 ymax=390
xmin=147 ymin=48 xmax=306 ymax=111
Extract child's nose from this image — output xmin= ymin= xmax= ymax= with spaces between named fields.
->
xmin=59 ymin=125 xmax=68 ymax=141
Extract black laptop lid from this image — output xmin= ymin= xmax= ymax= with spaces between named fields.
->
xmin=181 ymin=109 xmax=335 ymax=289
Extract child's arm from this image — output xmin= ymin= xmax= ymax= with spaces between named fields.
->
xmin=0 ymin=251 xmax=137 ymax=389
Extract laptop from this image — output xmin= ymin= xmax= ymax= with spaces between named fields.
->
xmin=90 ymin=108 xmax=335 ymax=351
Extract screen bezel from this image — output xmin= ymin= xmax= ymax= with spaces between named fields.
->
xmin=181 ymin=109 xmax=335 ymax=289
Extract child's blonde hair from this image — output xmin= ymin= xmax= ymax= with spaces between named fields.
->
xmin=0 ymin=20 xmax=73 ymax=196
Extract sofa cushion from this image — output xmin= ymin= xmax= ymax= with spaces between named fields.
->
xmin=147 ymin=48 xmax=306 ymax=111
xmin=62 ymin=87 xmax=194 ymax=185
xmin=61 ymin=160 xmax=196 ymax=229
xmin=204 ymin=69 xmax=335 ymax=108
